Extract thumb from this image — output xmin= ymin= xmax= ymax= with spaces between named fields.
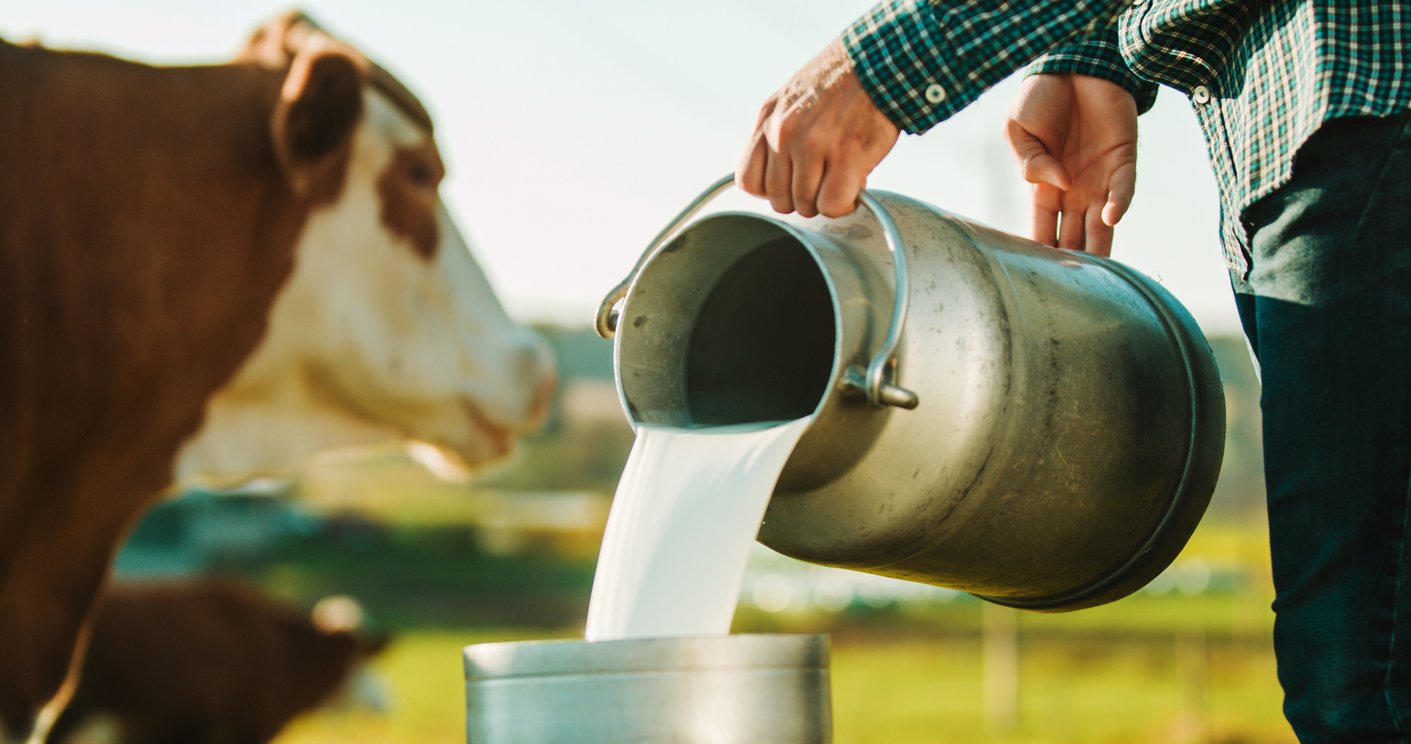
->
xmin=1101 ymin=161 xmax=1136 ymax=227
xmin=1006 ymin=121 xmax=1071 ymax=191
xmin=1024 ymin=152 xmax=1072 ymax=192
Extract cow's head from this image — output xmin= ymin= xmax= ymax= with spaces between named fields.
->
xmin=174 ymin=13 xmax=554 ymax=484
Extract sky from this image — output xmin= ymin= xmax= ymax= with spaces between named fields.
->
xmin=5 ymin=0 xmax=1241 ymax=335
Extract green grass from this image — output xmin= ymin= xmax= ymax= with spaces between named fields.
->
xmin=276 ymin=629 xmax=1293 ymax=744
xmin=246 ymin=510 xmax=1290 ymax=743
xmin=831 ymin=636 xmax=1290 ymax=743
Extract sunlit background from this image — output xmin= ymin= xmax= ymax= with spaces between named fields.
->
xmin=6 ymin=1 xmax=1285 ymax=742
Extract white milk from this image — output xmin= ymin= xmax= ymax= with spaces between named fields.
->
xmin=585 ymin=418 xmax=812 ymax=641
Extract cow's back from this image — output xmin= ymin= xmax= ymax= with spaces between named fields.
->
xmin=50 ymin=581 xmax=371 ymax=744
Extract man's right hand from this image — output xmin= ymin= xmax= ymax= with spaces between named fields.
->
xmin=1004 ymin=73 xmax=1138 ymax=256
xmin=737 ymin=38 xmax=900 ymax=219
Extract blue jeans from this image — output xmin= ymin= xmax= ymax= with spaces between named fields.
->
xmin=1234 ymin=111 xmax=1411 ymax=742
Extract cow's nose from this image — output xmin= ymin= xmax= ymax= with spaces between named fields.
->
xmin=525 ymin=364 xmax=557 ymax=428
xmin=519 ymin=337 xmax=557 ymax=428
xmin=517 ymin=334 xmax=556 ymax=384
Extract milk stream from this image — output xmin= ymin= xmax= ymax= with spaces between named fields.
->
xmin=585 ymin=418 xmax=812 ymax=641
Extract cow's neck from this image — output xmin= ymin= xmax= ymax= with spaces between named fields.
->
xmin=0 ymin=41 xmax=307 ymax=510
xmin=173 ymin=372 xmax=401 ymax=487
xmin=0 ymin=43 xmax=310 ymax=729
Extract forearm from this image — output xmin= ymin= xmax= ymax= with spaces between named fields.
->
xmin=843 ymin=0 xmax=1134 ymax=133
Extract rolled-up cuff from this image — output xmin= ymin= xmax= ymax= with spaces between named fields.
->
xmin=1028 ymin=36 xmax=1159 ymax=114
xmin=843 ymin=0 xmax=1136 ymax=133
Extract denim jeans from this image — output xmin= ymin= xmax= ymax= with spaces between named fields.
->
xmin=1234 ymin=111 xmax=1411 ymax=742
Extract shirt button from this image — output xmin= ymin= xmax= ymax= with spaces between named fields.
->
xmin=924 ymin=84 xmax=946 ymax=104
xmin=1130 ymin=0 xmax=1144 ymax=5
xmin=1192 ymin=85 xmax=1212 ymax=104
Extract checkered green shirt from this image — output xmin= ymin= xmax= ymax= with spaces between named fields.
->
xmin=842 ymin=0 xmax=1411 ymax=273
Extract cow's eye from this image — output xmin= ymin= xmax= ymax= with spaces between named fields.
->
xmin=407 ymin=160 xmax=436 ymax=188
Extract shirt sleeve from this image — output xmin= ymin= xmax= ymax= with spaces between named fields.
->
xmin=1028 ymin=24 xmax=1160 ymax=115
xmin=842 ymin=0 xmax=1136 ymax=134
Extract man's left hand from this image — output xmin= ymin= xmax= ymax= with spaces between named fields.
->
xmin=1005 ymin=73 xmax=1138 ymax=256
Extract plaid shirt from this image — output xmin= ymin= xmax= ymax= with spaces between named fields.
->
xmin=843 ymin=0 xmax=1411 ymax=274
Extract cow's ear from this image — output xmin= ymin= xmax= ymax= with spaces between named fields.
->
xmin=270 ymin=37 xmax=366 ymax=198
xmin=359 ymin=629 xmax=393 ymax=657
xmin=238 ymin=9 xmax=322 ymax=67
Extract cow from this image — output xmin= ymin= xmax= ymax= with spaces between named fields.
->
xmin=0 ymin=12 xmax=554 ymax=741
xmin=47 ymin=581 xmax=389 ymax=744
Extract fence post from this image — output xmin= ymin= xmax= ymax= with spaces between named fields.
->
xmin=1175 ymin=629 xmax=1210 ymax=743
xmin=982 ymin=602 xmax=1020 ymax=734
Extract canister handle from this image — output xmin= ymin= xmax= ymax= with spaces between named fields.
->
xmin=593 ymin=174 xmax=738 ymax=339
xmin=594 ymin=174 xmax=918 ymax=411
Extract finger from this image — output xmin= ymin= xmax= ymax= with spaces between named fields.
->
xmin=814 ymin=155 xmax=867 ymax=217
xmin=1084 ymin=205 xmax=1114 ymax=257
xmin=1031 ymin=182 xmax=1062 ymax=247
xmin=752 ymin=97 xmax=775 ymax=129
xmin=816 ymin=159 xmax=867 ymax=218
xmin=736 ymin=132 xmax=769 ymax=197
xmin=764 ymin=140 xmax=794 ymax=214
xmin=1057 ymin=203 xmax=1084 ymax=252
xmin=1102 ymin=161 xmax=1136 ymax=227
xmin=737 ymin=99 xmax=778 ymax=197
xmin=792 ymin=149 xmax=825 ymax=218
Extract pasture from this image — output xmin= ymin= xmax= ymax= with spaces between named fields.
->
xmin=279 ymin=628 xmax=1292 ymax=744
xmin=161 ymin=504 xmax=1294 ymax=744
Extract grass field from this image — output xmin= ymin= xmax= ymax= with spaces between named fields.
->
xmin=201 ymin=504 xmax=1293 ymax=744
xmin=267 ymin=524 xmax=1293 ymax=743
xmin=277 ymin=627 xmax=1293 ymax=744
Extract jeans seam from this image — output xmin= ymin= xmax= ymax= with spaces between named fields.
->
xmin=1360 ymin=115 xmax=1411 ymax=731
xmin=1348 ymin=112 xmax=1411 ymax=239
xmin=1335 ymin=114 xmax=1411 ymax=736
xmin=1387 ymin=471 xmax=1411 ymax=732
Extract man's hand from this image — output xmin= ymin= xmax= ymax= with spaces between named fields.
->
xmin=1005 ymin=74 xmax=1138 ymax=256
xmin=737 ymin=38 xmax=900 ymax=218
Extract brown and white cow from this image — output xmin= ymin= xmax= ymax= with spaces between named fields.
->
xmin=0 ymin=12 xmax=553 ymax=741
xmin=47 ymin=581 xmax=388 ymax=744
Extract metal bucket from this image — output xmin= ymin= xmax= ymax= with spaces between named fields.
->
xmin=463 ymin=634 xmax=832 ymax=744
xmin=596 ymin=175 xmax=1225 ymax=611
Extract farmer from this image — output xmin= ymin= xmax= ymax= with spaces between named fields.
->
xmin=737 ymin=2 xmax=1411 ymax=741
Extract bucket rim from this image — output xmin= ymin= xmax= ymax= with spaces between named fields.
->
xmin=463 ymin=633 xmax=830 ymax=681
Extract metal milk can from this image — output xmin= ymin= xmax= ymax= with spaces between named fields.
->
xmin=596 ymin=175 xmax=1225 ymax=611
xmin=464 ymin=634 xmax=831 ymax=744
